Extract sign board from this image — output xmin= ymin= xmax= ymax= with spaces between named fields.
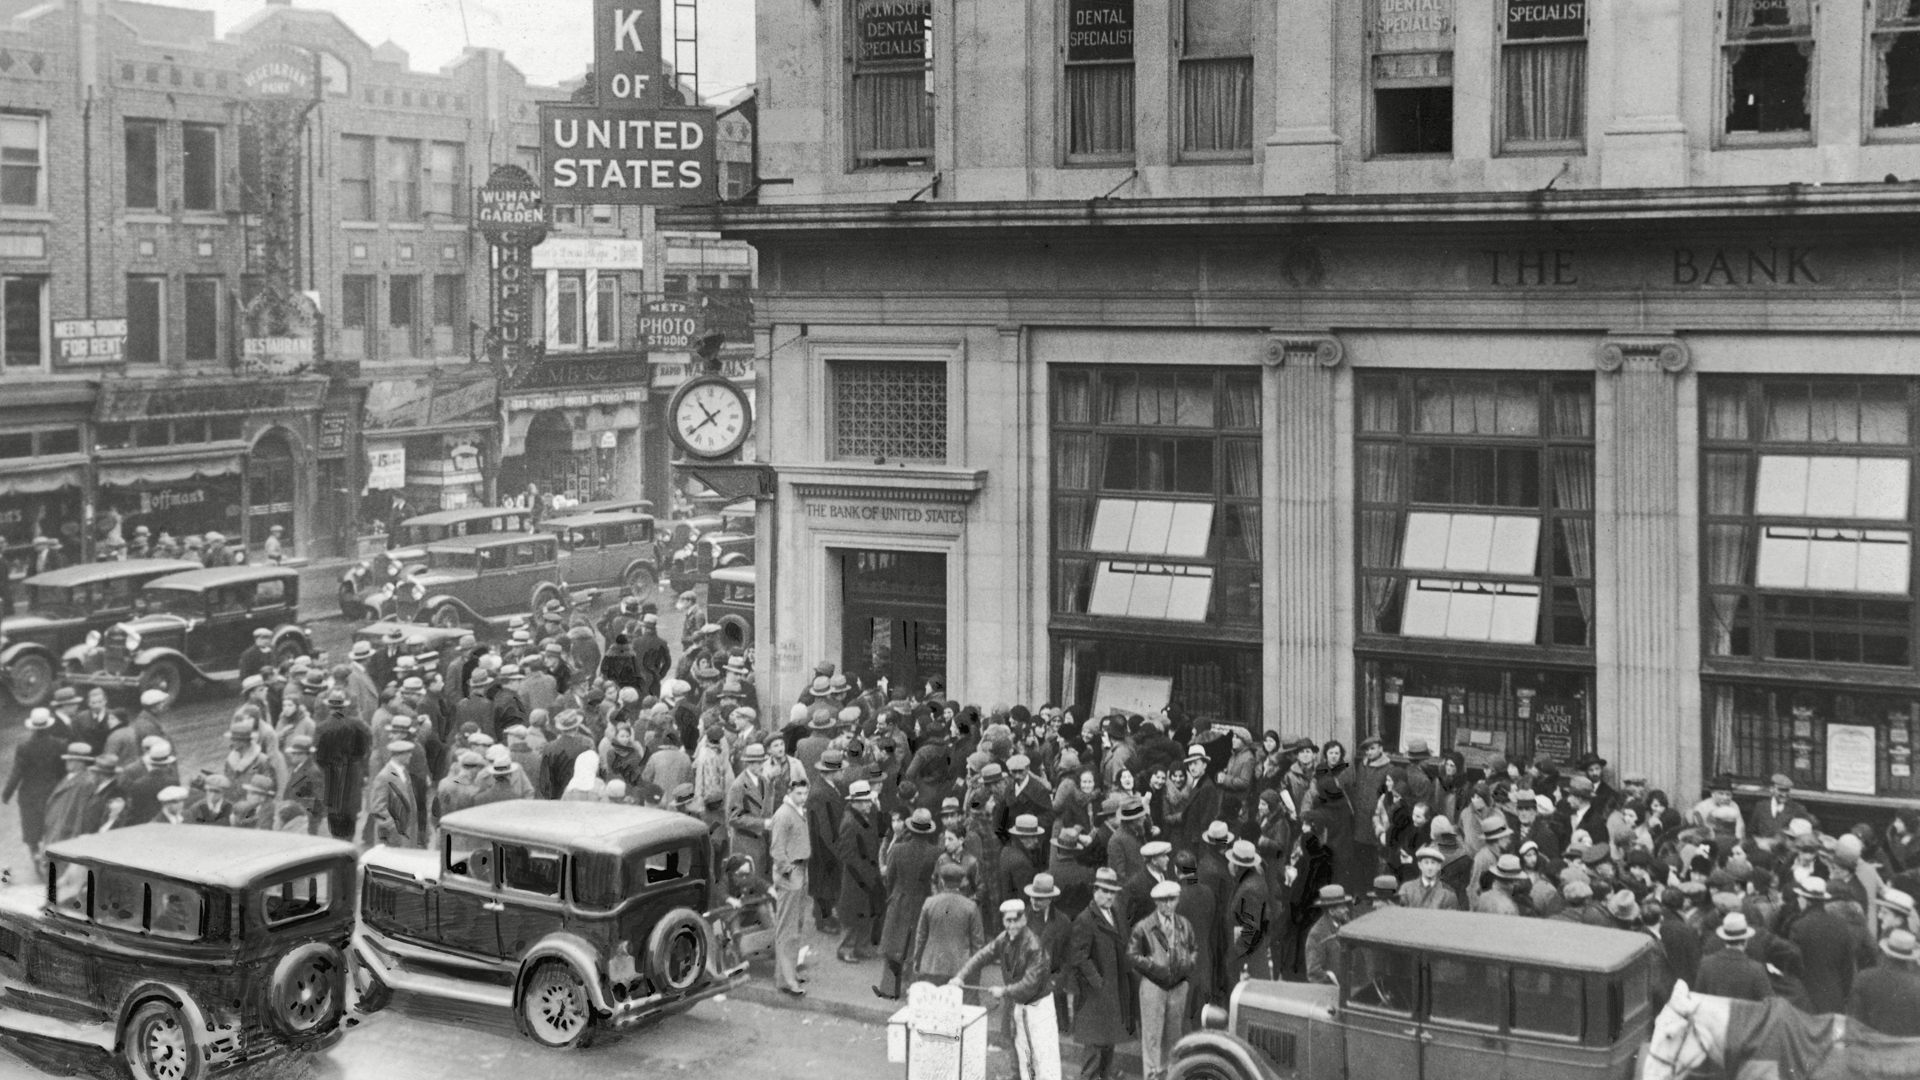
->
xmin=856 ymin=0 xmax=931 ymax=62
xmin=318 ymin=410 xmax=348 ymax=454
xmin=641 ymin=299 xmax=701 ymax=351
xmin=651 ymin=355 xmax=754 ymax=389
xmin=1398 ymin=696 xmax=1444 ymax=756
xmin=474 ymin=165 xmax=546 ymax=235
xmin=595 ymin=0 xmax=666 ymax=107
xmin=539 ymin=104 xmax=717 ymax=206
xmin=531 ymin=236 xmax=648 ymax=269
xmin=52 ymin=318 xmax=127 ymax=364
xmin=240 ymin=337 xmax=314 ymax=376
xmin=365 ymin=443 xmax=406 ymax=491
xmin=491 ymin=232 xmax=542 ymax=365
xmin=1533 ymin=701 xmax=1576 ymax=762
xmin=510 ymin=354 xmax=648 ymax=393
xmin=240 ymin=44 xmax=316 ymax=99
xmin=1826 ymin=723 xmax=1878 ymax=795
xmin=1066 ymin=0 xmax=1134 ymax=62
xmin=1375 ymin=0 xmax=1453 ymax=52
xmin=1091 ymin=672 xmax=1172 ymax=722
xmin=1504 ymin=0 xmax=1584 ymax=39
xmin=96 ymin=379 xmax=327 ymax=422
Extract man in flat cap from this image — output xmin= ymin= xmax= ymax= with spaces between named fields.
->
xmin=954 ymin=897 xmax=1058 ymax=1080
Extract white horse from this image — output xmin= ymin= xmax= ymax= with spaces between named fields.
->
xmin=1639 ymin=981 xmax=1729 ymax=1080
xmin=1642 ymin=978 xmax=1920 ymax=1080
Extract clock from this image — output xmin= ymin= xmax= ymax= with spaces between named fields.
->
xmin=668 ymin=375 xmax=753 ymax=458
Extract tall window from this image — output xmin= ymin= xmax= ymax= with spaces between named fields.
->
xmin=387 ymin=139 xmax=421 ymax=219
xmin=184 ymin=276 xmax=220 ymax=362
xmin=1725 ymin=0 xmax=1812 ymax=136
xmin=126 ymin=276 xmax=165 ymax=364
xmin=338 ymin=136 xmax=374 ymax=221
xmin=182 ymin=124 xmax=219 ymax=212
xmin=594 ymin=275 xmax=619 ymax=347
xmin=1874 ymin=0 xmax=1920 ymax=129
xmin=1179 ymin=0 xmax=1253 ymax=155
xmin=852 ymin=0 xmax=934 ymax=167
xmin=125 ymin=120 xmax=162 ymax=210
xmin=428 ymin=142 xmax=463 ymax=216
xmin=553 ymin=273 xmax=584 ymax=350
xmin=2 ymin=276 xmax=45 ymax=370
xmin=340 ymin=275 xmax=373 ymax=359
xmin=1355 ymin=374 xmax=1595 ymax=649
xmin=1065 ymin=0 xmax=1136 ymax=161
xmin=1500 ymin=0 xmax=1586 ymax=151
xmin=388 ymin=275 xmax=418 ymax=357
xmin=432 ymin=274 xmax=464 ymax=355
xmin=831 ymin=360 xmax=948 ymax=462
xmin=1 ymin=114 xmax=45 ymax=209
xmin=1371 ymin=0 xmax=1454 ymax=155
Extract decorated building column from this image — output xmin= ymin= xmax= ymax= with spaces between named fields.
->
xmin=1265 ymin=332 xmax=1347 ymax=741
xmin=1594 ymin=334 xmax=1698 ymax=794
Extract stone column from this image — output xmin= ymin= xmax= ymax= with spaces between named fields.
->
xmin=1265 ymin=332 xmax=1345 ymax=742
xmin=1594 ymin=334 xmax=1696 ymax=795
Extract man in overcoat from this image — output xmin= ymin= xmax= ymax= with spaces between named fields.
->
xmin=836 ymin=780 xmax=884 ymax=961
xmin=313 ymin=692 xmax=371 ymax=840
xmin=1787 ymin=877 xmax=1857 ymax=1014
xmin=1069 ymin=867 xmax=1134 ymax=1080
xmin=876 ymin=807 xmax=941 ymax=999
xmin=1224 ymin=839 xmax=1273 ymax=981
xmin=4 ymin=710 xmax=70 ymax=856
xmin=1847 ymin=929 xmax=1920 ymax=1036
xmin=807 ymin=750 xmax=847 ymax=934
xmin=365 ymin=741 xmax=420 ymax=848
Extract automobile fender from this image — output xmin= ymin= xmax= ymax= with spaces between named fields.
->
xmin=1168 ymin=1030 xmax=1282 ymax=1080
xmin=620 ymin=558 xmax=658 ymax=581
xmin=0 ymin=639 xmax=56 ymax=672
xmin=422 ymin=595 xmax=488 ymax=624
xmin=60 ymin=642 xmax=92 ymax=669
xmin=514 ymin=932 xmax=614 ymax=1015
xmin=132 ymin=646 xmax=210 ymax=683
xmin=269 ymin=623 xmax=312 ymax=656
xmin=116 ymin=979 xmax=244 ymax=1070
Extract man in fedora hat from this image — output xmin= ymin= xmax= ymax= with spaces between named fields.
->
xmin=835 ymin=779 xmax=883 ymax=961
xmin=1849 ymin=928 xmax=1920 ymax=1035
xmin=313 ymin=690 xmax=371 ymax=840
xmin=1068 ymin=866 xmax=1134 ymax=1080
xmin=1225 ymin=839 xmax=1273 ymax=982
xmin=119 ymin=737 xmax=179 ymax=828
xmin=1002 ymin=814 xmax=1047 ymax=909
xmin=1695 ymin=913 xmax=1771 ymax=1001
xmin=876 ymin=807 xmax=943 ymax=999
xmin=38 ymin=742 xmax=97 ymax=848
xmin=1022 ymin=872 xmax=1075 ymax=1029
xmin=633 ymin=612 xmax=672 ymax=700
xmin=46 ymin=686 xmax=85 ymax=746
xmin=365 ymin=740 xmax=419 ymax=848
xmin=955 ymin=897 xmax=1059 ymax=1080
xmin=1107 ymin=796 xmax=1148 ymax=883
xmin=5 ymin=709 xmax=69 ymax=856
xmin=1048 ymin=826 xmax=1098 ymax=921
xmin=1788 ymin=877 xmax=1856 ymax=1013
xmin=186 ymin=774 xmax=234 ymax=827
xmin=231 ymin=774 xmax=279 ymax=830
xmin=281 ymin=734 xmax=322 ymax=833
xmin=728 ymin=743 xmax=775 ymax=879
xmin=1469 ymin=815 xmax=1516 ymax=903
xmin=1472 ymin=854 xmax=1527 ymax=916
xmin=807 ymin=748 xmax=848 ymax=935
xmin=1304 ymin=885 xmax=1354 ymax=983
xmin=540 ymin=709 xmax=596 ymax=799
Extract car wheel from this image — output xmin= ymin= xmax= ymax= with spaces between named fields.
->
xmin=520 ymin=960 xmax=597 ymax=1049
xmin=123 ymin=998 xmax=203 ymax=1080
xmin=430 ymin=604 xmax=464 ymax=630
xmin=1169 ymin=1052 xmax=1249 ymax=1080
xmin=137 ymin=659 xmax=184 ymax=711
xmin=717 ymin=615 xmax=752 ymax=654
xmin=350 ymin=950 xmax=392 ymax=1015
xmin=6 ymin=654 xmax=54 ymax=708
xmin=531 ymin=584 xmax=566 ymax=618
xmin=272 ymin=637 xmax=309 ymax=669
xmin=269 ymin=943 xmax=346 ymax=1040
xmin=623 ymin=564 xmax=657 ymax=598
xmin=647 ymin=908 xmax=711 ymax=995
xmin=338 ymin=580 xmax=363 ymax=619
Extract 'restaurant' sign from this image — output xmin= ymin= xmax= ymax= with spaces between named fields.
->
xmin=1504 ymin=0 xmax=1584 ymax=39
xmin=595 ymin=0 xmax=666 ymax=107
xmin=857 ymin=0 xmax=930 ymax=62
xmin=539 ymin=104 xmax=716 ymax=205
xmin=474 ymin=165 xmax=546 ymax=235
xmin=1067 ymin=0 xmax=1133 ymax=63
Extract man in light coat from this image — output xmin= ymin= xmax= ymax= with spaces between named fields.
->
xmin=768 ymin=776 xmax=812 ymax=996
xmin=1129 ymin=881 xmax=1198 ymax=1080
xmin=365 ymin=740 xmax=419 ymax=848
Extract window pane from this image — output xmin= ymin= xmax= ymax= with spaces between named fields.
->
xmin=185 ymin=277 xmax=219 ymax=361
xmin=148 ymin=880 xmax=204 ymax=941
xmin=126 ymin=277 xmax=162 ymax=364
xmin=3 ymin=277 xmax=43 ymax=368
xmin=95 ymin=872 xmax=145 ymax=931
xmin=832 ymin=360 xmax=949 ymax=462
xmin=1374 ymin=86 xmax=1453 ymax=155
xmin=1704 ymin=382 xmax=1752 ymax=441
xmin=1504 ymin=42 xmax=1587 ymax=144
xmin=854 ymin=71 xmax=933 ymax=162
xmin=1429 ymin=958 xmax=1505 ymax=1027
xmin=1055 ymin=370 xmax=1093 ymax=424
xmin=1183 ymin=0 xmax=1249 ymax=54
xmin=595 ymin=276 xmax=618 ymax=343
xmin=1875 ymin=30 xmax=1920 ymax=128
xmin=1068 ymin=64 xmax=1136 ymax=157
xmin=498 ymin=845 xmax=563 ymax=895
xmin=182 ymin=125 xmax=219 ymax=211
xmin=1181 ymin=58 xmax=1253 ymax=152
xmin=387 ymin=139 xmax=420 ymax=218
xmin=1513 ymin=967 xmax=1582 ymax=1038
xmin=556 ymin=276 xmax=581 ymax=346
xmin=1359 ymin=376 xmax=1400 ymax=433
xmin=125 ymin=121 xmax=160 ymax=209
xmin=0 ymin=115 xmax=41 ymax=207
xmin=1348 ymin=945 xmax=1418 ymax=1013
xmin=1726 ymin=43 xmax=1811 ymax=134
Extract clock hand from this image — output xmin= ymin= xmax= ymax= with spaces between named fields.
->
xmin=688 ymin=414 xmax=718 ymax=434
xmin=697 ymin=402 xmax=721 ymax=425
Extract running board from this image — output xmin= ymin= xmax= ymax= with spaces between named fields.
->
xmin=378 ymin=961 xmax=514 ymax=1010
xmin=0 ymin=1004 xmax=116 ymax=1051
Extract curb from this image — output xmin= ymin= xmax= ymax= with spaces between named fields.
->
xmin=730 ymin=982 xmax=1147 ymax=1075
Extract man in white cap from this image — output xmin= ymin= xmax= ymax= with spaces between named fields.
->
xmin=1128 ymin=879 xmax=1197 ymax=1080
xmin=237 ymin=627 xmax=276 ymax=684
xmin=365 ymin=740 xmax=420 ymax=848
xmin=1125 ymin=839 xmax=1176 ymax=927
xmin=1397 ymin=845 xmax=1461 ymax=910
xmin=953 ymin=897 xmax=1059 ymax=1080
xmin=151 ymin=785 xmax=191 ymax=825
xmin=4 ymin=708 xmax=68 ymax=857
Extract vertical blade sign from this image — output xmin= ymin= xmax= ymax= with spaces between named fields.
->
xmin=597 ymin=0 xmax=665 ymax=107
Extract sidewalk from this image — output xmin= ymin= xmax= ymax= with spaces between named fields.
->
xmin=729 ymin=920 xmax=1147 ymax=1078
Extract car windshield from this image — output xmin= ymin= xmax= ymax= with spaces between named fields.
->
xmin=402 ymin=525 xmax=447 ymax=546
xmin=572 ymin=846 xmax=702 ymax=910
xmin=22 ymin=585 xmax=81 ymax=618
xmin=139 ymin=587 xmax=204 ymax=617
xmin=429 ymin=549 xmax=478 ymax=570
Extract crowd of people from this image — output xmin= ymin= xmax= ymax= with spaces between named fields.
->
xmin=4 ymin=586 xmax=1919 ymax=1079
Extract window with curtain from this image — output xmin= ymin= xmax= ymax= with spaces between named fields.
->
xmin=852 ymin=0 xmax=934 ymax=167
xmin=1873 ymin=0 xmax=1920 ymax=129
xmin=386 ymin=139 xmax=421 ymax=219
xmin=552 ymin=273 xmax=584 ymax=350
xmin=1724 ymin=0 xmax=1812 ymax=136
xmin=1703 ymin=683 xmax=1920 ymax=799
xmin=1179 ymin=0 xmax=1252 ymax=156
xmin=1500 ymin=0 xmax=1586 ymax=150
xmin=1052 ymin=367 xmax=1260 ymax=628
xmin=1371 ymin=0 xmax=1454 ymax=155
xmin=1356 ymin=373 xmax=1594 ymax=649
xmin=1065 ymin=0 xmax=1137 ymax=160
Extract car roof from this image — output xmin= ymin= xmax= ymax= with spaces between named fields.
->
xmin=540 ymin=511 xmax=654 ymax=529
xmin=1339 ymin=908 xmax=1651 ymax=973
xmin=403 ymin=507 xmax=527 ymax=527
xmin=22 ymin=560 xmax=203 ymax=587
xmin=356 ymin=620 xmax=468 ymax=643
xmin=427 ymin=532 xmax=552 ymax=552
xmin=440 ymin=801 xmax=709 ymax=855
xmin=572 ymin=498 xmax=654 ymax=514
xmin=143 ymin=566 xmax=302 ymax=592
xmin=710 ymin=565 xmax=756 ymax=584
xmin=47 ymin=824 xmax=356 ymax=888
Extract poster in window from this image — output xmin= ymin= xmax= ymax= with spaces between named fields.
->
xmin=856 ymin=0 xmax=931 ymax=63
xmin=1728 ymin=0 xmax=1811 ymax=38
xmin=365 ymin=443 xmax=406 ymax=491
xmin=1092 ymin=671 xmax=1172 ymax=722
xmin=1504 ymin=0 xmax=1584 ymax=40
xmin=1399 ymin=695 xmax=1444 ymax=756
xmin=1375 ymin=0 xmax=1452 ymax=53
xmin=1067 ymin=0 xmax=1134 ymax=62
xmin=1825 ymin=723 xmax=1878 ymax=795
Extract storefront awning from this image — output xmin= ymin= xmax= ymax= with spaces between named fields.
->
xmin=362 ymin=375 xmax=500 ymax=437
xmin=96 ymin=451 xmax=243 ymax=488
xmin=0 ymin=460 xmax=86 ymax=495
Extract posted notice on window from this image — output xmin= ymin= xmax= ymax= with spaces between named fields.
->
xmin=1825 ymin=723 xmax=1877 ymax=796
xmin=1399 ymin=695 xmax=1444 ymax=756
xmin=1092 ymin=672 xmax=1172 ymax=722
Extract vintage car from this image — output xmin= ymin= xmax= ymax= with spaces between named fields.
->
xmin=353 ymin=619 xmax=473 ymax=660
xmin=1170 ymin=908 xmax=1655 ymax=1080
xmin=0 ymin=824 xmax=358 ymax=1080
xmin=706 ymin=564 xmax=755 ymax=656
xmin=536 ymin=510 xmax=662 ymax=597
xmin=660 ymin=518 xmax=754 ymax=594
xmin=339 ymin=506 xmax=532 ymax=618
xmin=0 ymin=559 xmax=201 ymax=706
xmin=352 ymin=801 xmax=749 ymax=1048
xmin=409 ymin=533 xmax=604 ymax=632
xmin=568 ymin=497 xmax=654 ymax=516
xmin=63 ymin=566 xmax=313 ymax=708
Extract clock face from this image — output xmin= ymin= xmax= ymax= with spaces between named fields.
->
xmin=672 ymin=378 xmax=751 ymax=457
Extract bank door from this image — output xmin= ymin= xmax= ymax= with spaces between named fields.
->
xmin=841 ymin=549 xmax=946 ymax=693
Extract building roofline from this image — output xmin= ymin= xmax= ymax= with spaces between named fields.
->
xmin=667 ymin=181 xmax=1920 ymax=237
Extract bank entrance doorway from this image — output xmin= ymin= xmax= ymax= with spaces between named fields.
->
xmin=841 ymin=549 xmax=946 ymax=694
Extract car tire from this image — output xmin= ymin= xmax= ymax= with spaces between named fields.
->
xmin=137 ymin=659 xmax=184 ymax=711
xmin=338 ymin=580 xmax=363 ymax=619
xmin=1168 ymin=1052 xmax=1249 ymax=1080
xmin=519 ymin=960 xmax=597 ymax=1050
xmin=623 ymin=564 xmax=657 ymax=598
xmin=717 ymin=615 xmax=751 ymax=654
xmin=350 ymin=949 xmax=392 ymax=1015
xmin=122 ymin=998 xmax=204 ymax=1080
xmin=429 ymin=604 xmax=464 ymax=630
xmin=6 ymin=653 xmax=54 ymax=708
xmin=647 ymin=908 xmax=711 ymax=995
xmin=272 ymin=636 xmax=309 ymax=670
xmin=268 ymin=942 xmax=347 ymax=1041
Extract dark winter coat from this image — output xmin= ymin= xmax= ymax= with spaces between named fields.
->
xmin=313 ymin=714 xmax=372 ymax=820
xmin=836 ymin=805 xmax=884 ymax=920
xmin=806 ymin=780 xmax=846 ymax=906
xmin=879 ymin=832 xmax=940 ymax=961
xmin=1789 ymin=907 xmax=1858 ymax=1015
xmin=1069 ymin=903 xmax=1136 ymax=1047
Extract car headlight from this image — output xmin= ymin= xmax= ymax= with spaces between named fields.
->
xmin=1200 ymin=1004 xmax=1229 ymax=1031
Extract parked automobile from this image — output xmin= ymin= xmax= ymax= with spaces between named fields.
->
xmin=536 ymin=510 xmax=662 ymax=598
xmin=0 ymin=824 xmax=358 ymax=1080
xmin=1169 ymin=908 xmax=1655 ymax=1080
xmin=63 ymin=566 xmax=314 ymax=708
xmin=660 ymin=522 xmax=753 ymax=595
xmin=353 ymin=620 xmax=473 ymax=662
xmin=339 ymin=507 xmax=531 ymax=618
xmin=568 ymin=497 xmax=654 ymax=516
xmin=0 ymin=559 xmax=200 ymax=707
xmin=706 ymin=564 xmax=755 ymax=656
xmin=352 ymin=801 xmax=749 ymax=1048
xmin=412 ymin=533 xmax=600 ymax=632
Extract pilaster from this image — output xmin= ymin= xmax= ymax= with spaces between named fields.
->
xmin=1263 ymin=0 xmax=1339 ymax=194
xmin=1598 ymin=0 xmax=1687 ymax=188
xmin=1266 ymin=332 xmax=1345 ymax=741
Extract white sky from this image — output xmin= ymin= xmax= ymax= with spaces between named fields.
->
xmin=173 ymin=0 xmax=756 ymax=100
